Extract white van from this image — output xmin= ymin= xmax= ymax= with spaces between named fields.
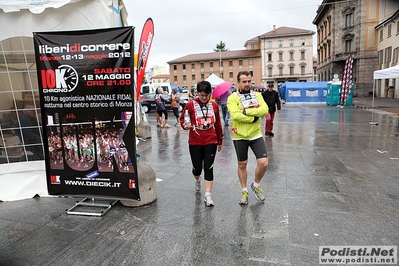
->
xmin=140 ymin=83 xmax=171 ymax=95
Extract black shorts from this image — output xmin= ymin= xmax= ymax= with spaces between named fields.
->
xmin=173 ymin=107 xmax=179 ymax=118
xmin=157 ymin=110 xmax=168 ymax=120
xmin=233 ymin=137 xmax=267 ymax=161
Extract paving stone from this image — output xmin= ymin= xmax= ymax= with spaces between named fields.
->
xmin=0 ymin=103 xmax=398 ymax=266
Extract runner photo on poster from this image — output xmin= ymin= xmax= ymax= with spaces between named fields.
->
xmin=33 ymin=27 xmax=139 ymax=200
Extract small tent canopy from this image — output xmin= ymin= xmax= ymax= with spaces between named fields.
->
xmin=373 ymin=64 xmax=399 ymax=79
xmin=369 ymin=64 xmax=399 ymax=124
xmin=205 ymin=73 xmax=225 ymax=88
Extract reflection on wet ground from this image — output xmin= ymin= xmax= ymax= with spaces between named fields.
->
xmin=0 ymin=103 xmax=398 ymax=265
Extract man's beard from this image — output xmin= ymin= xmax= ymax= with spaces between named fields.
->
xmin=239 ymin=87 xmax=251 ymax=93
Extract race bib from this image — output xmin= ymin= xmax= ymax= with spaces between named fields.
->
xmin=238 ymin=92 xmax=259 ymax=109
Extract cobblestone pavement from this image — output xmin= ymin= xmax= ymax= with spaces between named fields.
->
xmin=0 ymin=97 xmax=398 ymax=265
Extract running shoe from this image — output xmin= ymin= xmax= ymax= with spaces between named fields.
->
xmin=239 ymin=191 xmax=249 ymax=205
xmin=204 ymin=194 xmax=214 ymax=207
xmin=250 ymin=182 xmax=265 ymax=201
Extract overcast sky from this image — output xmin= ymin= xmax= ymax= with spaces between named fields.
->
xmin=124 ymin=0 xmax=322 ymax=70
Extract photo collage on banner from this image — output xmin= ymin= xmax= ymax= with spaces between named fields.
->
xmin=33 ymin=27 xmax=140 ymax=200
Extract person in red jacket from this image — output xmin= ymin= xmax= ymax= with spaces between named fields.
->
xmin=180 ymin=80 xmax=223 ymax=207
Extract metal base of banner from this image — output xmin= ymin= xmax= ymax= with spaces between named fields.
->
xmin=66 ymin=198 xmax=118 ymax=217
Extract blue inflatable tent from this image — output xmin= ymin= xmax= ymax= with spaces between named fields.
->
xmin=279 ymin=82 xmax=329 ymax=102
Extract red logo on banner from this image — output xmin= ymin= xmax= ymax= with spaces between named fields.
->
xmin=136 ymin=18 xmax=154 ymax=100
xmin=128 ymin=179 xmax=136 ymax=189
xmin=50 ymin=175 xmax=60 ymax=184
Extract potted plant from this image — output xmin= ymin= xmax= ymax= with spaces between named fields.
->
xmin=368 ymin=90 xmax=373 ymax=97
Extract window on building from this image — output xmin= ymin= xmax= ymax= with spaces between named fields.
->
xmin=268 ymin=68 xmax=272 ymax=77
xmin=251 ymin=44 xmax=255 ymax=49
xmin=200 ymin=62 xmax=204 ymax=68
xmin=290 ymin=51 xmax=294 ymax=60
xmin=290 ymin=66 xmax=294 ymax=75
xmin=173 ymin=65 xmax=177 ymax=71
xmin=278 ymin=40 xmax=283 ymax=47
xmin=387 ymin=25 xmax=392 ymax=37
xmin=183 ymin=75 xmax=186 ymax=81
xmin=239 ymin=60 xmax=243 ymax=66
xmin=220 ymin=73 xmax=223 ymax=79
xmin=301 ymin=51 xmax=305 ymax=60
xmin=229 ymin=72 xmax=233 ymax=79
xmin=289 ymin=39 xmax=294 ymax=47
xmin=345 ymin=40 xmax=352 ymax=52
xmin=210 ymin=61 xmax=213 ymax=68
xmin=393 ymin=47 xmax=398 ymax=65
xmin=191 ymin=63 xmax=195 ymax=69
xmin=279 ymin=52 xmax=283 ymax=61
xmin=279 ymin=67 xmax=283 ymax=76
xmin=301 ymin=38 xmax=305 ymax=45
xmin=249 ymin=59 xmax=253 ymax=65
xmin=301 ymin=66 xmax=305 ymax=75
xmin=182 ymin=64 xmax=186 ymax=70
xmin=220 ymin=61 xmax=223 ymax=67
xmin=192 ymin=74 xmax=195 ymax=81
xmin=379 ymin=29 xmax=383 ymax=41
xmin=229 ymin=60 xmax=233 ymax=67
xmin=379 ymin=50 xmax=384 ymax=65
xmin=346 ymin=13 xmax=353 ymax=28
xmin=385 ymin=46 xmax=392 ymax=67
xmin=174 ymin=76 xmax=177 ymax=82
xmin=201 ymin=73 xmax=205 ymax=80
xmin=267 ymin=41 xmax=272 ymax=48
xmin=268 ymin=53 xmax=272 ymax=62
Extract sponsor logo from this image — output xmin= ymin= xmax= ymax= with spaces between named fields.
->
xmin=319 ymin=246 xmax=397 ymax=264
xmin=85 ymin=170 xmax=99 ymax=179
xmin=137 ymin=32 xmax=153 ymax=72
xmin=38 ymin=42 xmax=130 ymax=54
xmin=50 ymin=175 xmax=60 ymax=184
xmin=128 ymin=179 xmax=136 ymax=189
xmin=41 ymin=65 xmax=78 ymax=93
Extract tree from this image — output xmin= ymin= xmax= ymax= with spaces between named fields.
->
xmin=214 ymin=41 xmax=229 ymax=52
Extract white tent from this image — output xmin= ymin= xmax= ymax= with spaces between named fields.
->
xmin=0 ymin=0 xmax=128 ymax=201
xmin=370 ymin=64 xmax=399 ymax=124
xmin=205 ymin=73 xmax=225 ymax=88
xmin=373 ymin=64 xmax=399 ymax=80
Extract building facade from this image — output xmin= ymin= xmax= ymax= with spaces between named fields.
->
xmin=258 ymin=26 xmax=315 ymax=87
xmin=167 ymin=26 xmax=315 ymax=90
xmin=313 ymin=0 xmax=398 ymax=97
xmin=375 ymin=9 xmax=399 ymax=98
xmin=167 ymin=50 xmax=262 ymax=90
xmin=150 ymin=74 xmax=170 ymax=84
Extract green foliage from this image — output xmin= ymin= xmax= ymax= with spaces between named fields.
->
xmin=214 ymin=41 xmax=229 ymax=52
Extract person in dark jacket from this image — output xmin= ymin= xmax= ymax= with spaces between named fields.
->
xmin=262 ymin=83 xmax=281 ymax=137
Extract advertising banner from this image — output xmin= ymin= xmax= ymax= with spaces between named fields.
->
xmin=33 ymin=27 xmax=140 ymax=200
xmin=136 ymin=18 xmax=154 ymax=100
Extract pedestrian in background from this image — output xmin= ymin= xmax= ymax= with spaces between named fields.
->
xmin=156 ymin=87 xmax=171 ymax=128
xmin=261 ymin=83 xmax=281 ymax=137
xmin=180 ymin=80 xmax=223 ymax=207
xmin=219 ymin=89 xmax=231 ymax=126
xmin=171 ymin=88 xmax=180 ymax=127
xmin=227 ymin=71 xmax=269 ymax=205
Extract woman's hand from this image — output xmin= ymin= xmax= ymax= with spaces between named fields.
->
xmin=183 ymin=123 xmax=192 ymax=130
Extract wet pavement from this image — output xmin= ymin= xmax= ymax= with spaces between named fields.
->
xmin=0 ymin=97 xmax=398 ymax=265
